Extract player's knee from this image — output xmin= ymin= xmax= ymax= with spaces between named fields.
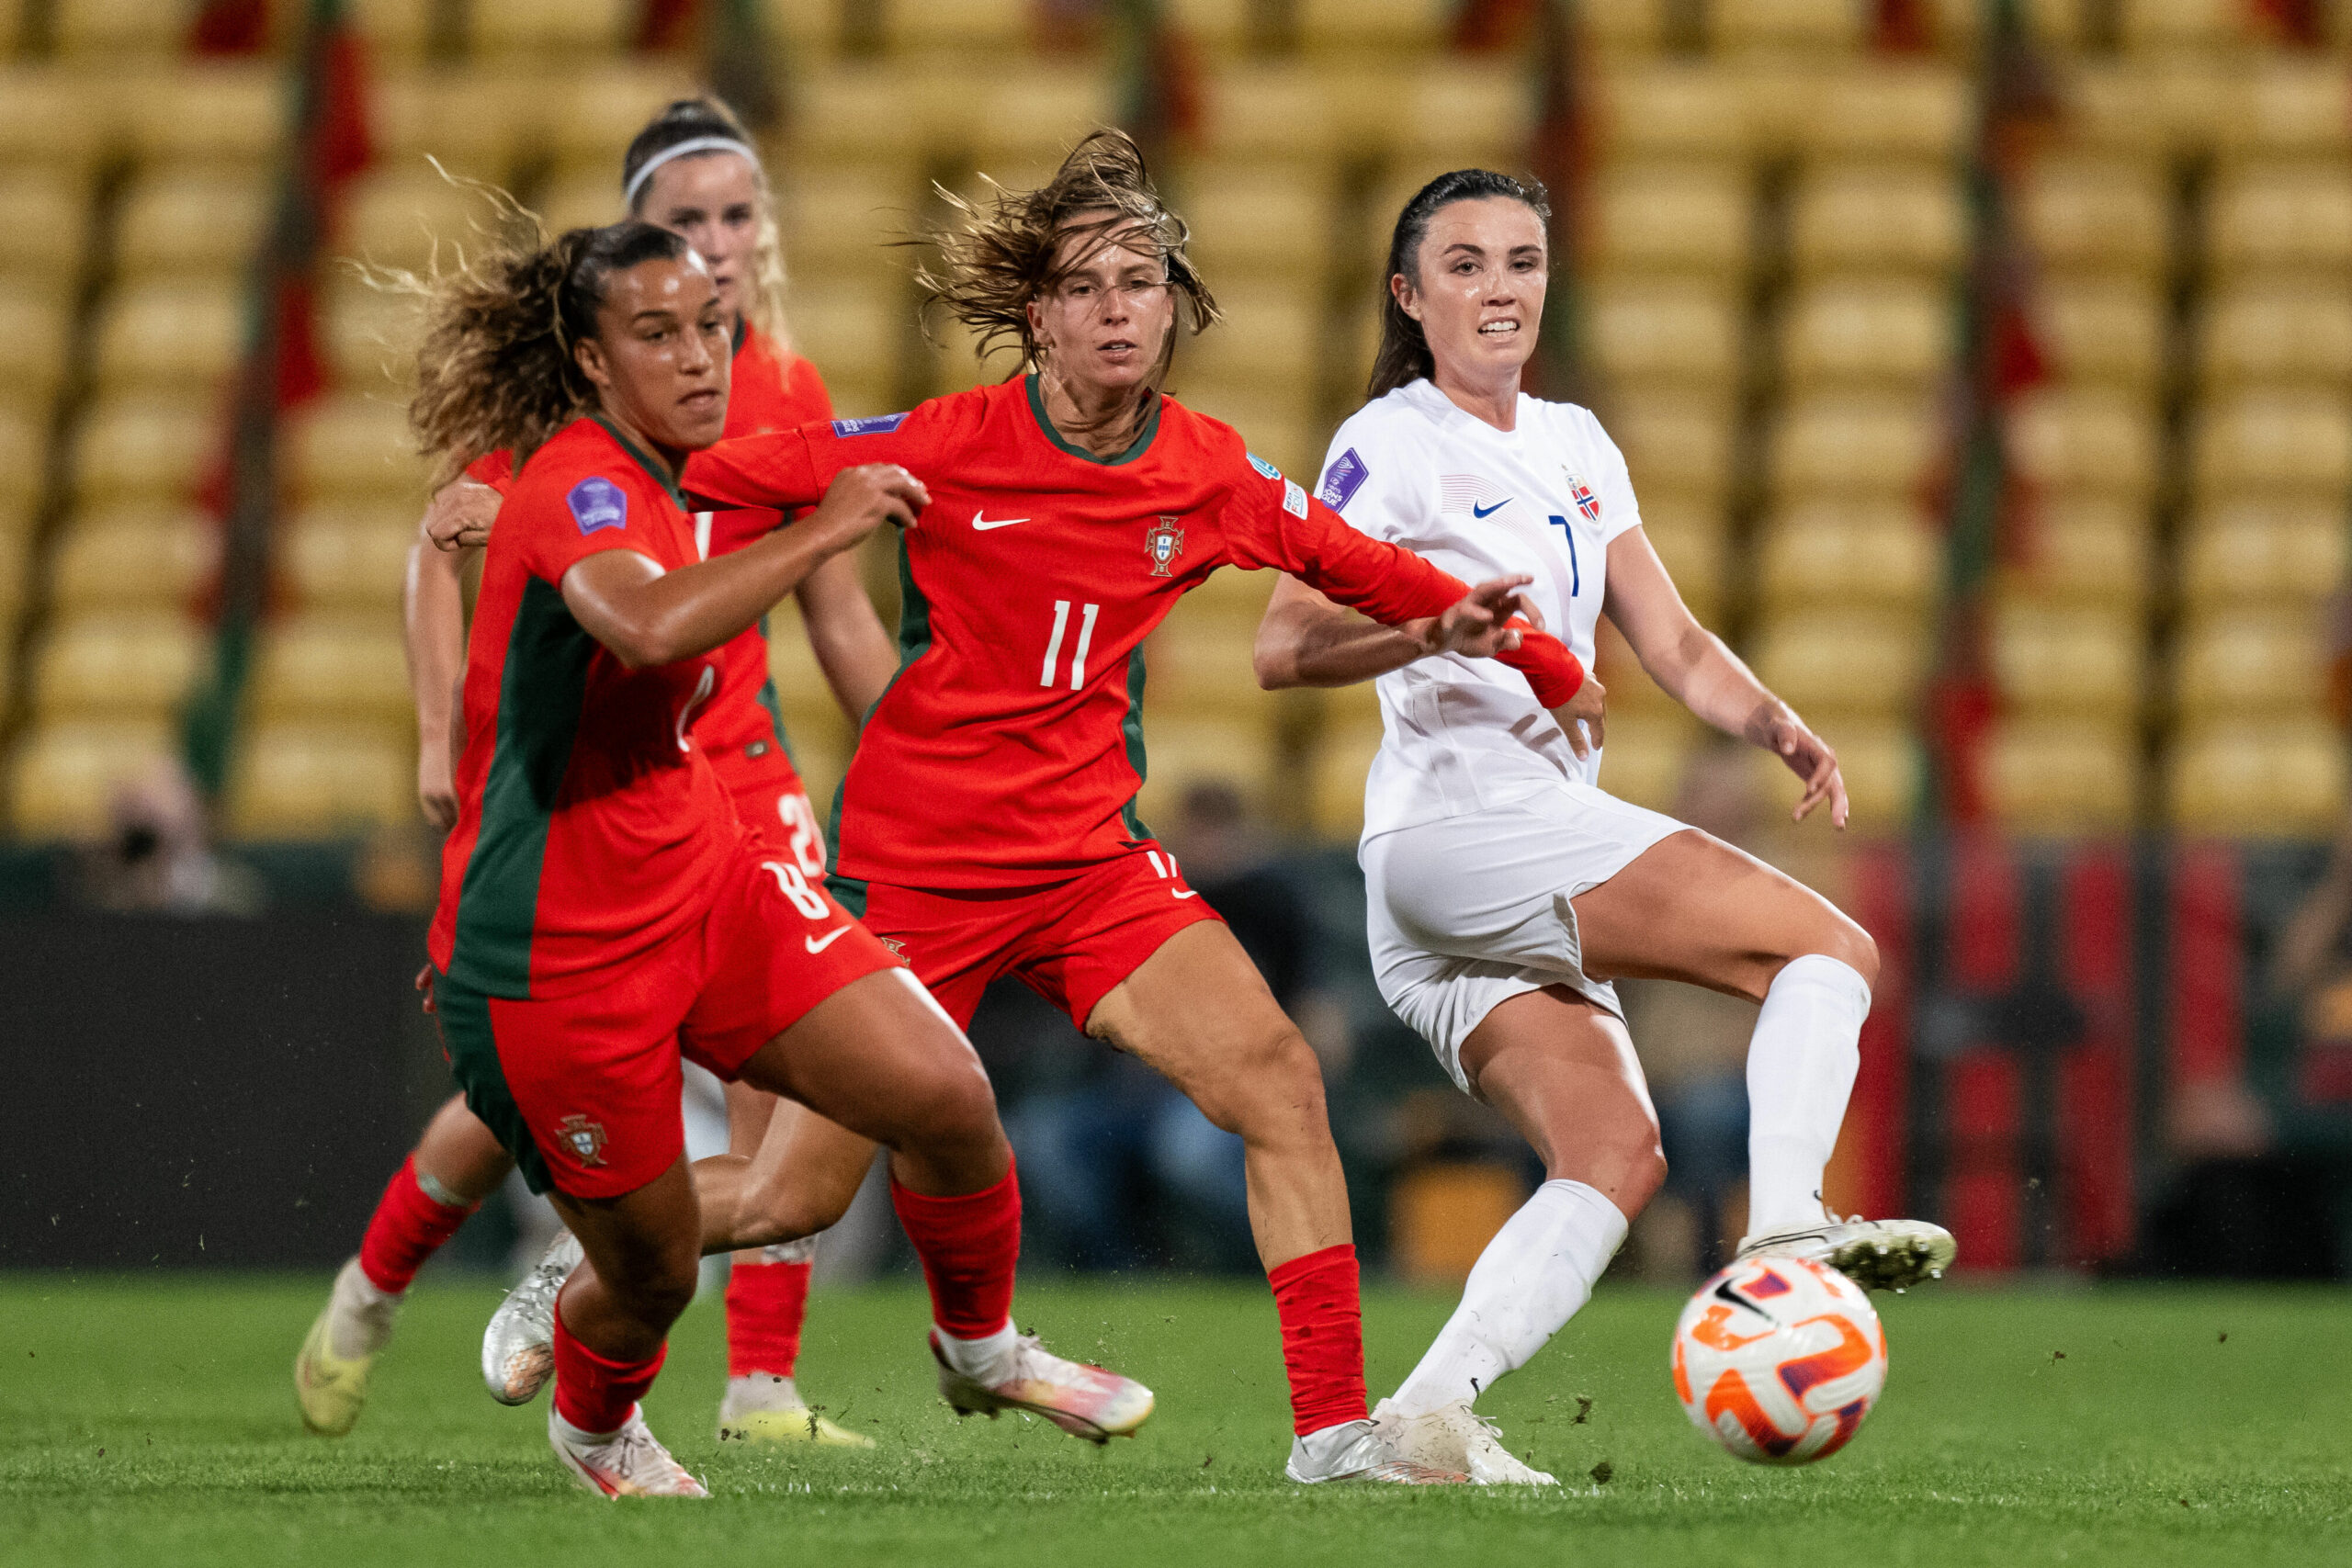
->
xmin=1207 ymin=1026 xmax=1327 ymax=1142
xmin=605 ymin=1236 xmax=700 ymax=1327
xmin=898 ymin=1060 xmax=1005 ymax=1156
xmin=1813 ymin=914 xmax=1879 ymax=991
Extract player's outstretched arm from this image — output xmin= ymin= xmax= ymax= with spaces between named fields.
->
xmin=1603 ymin=525 xmax=1848 ymax=827
xmin=561 ymin=465 xmax=925 ymax=670
xmin=795 ymin=550 xmax=899 ymax=722
xmin=403 ymin=493 xmax=486 ymax=830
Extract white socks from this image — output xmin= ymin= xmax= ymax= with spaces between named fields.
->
xmin=1745 ymin=953 xmax=1871 ymax=1237
xmin=933 ymin=1320 xmax=1018 ymax=1386
xmin=1391 ymin=1179 xmax=1629 ymax=1416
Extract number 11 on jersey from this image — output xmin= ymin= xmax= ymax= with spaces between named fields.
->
xmin=1041 ymin=600 xmax=1101 ymax=690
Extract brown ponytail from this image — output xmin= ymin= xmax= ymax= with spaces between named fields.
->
xmin=1369 ymin=168 xmax=1552 ymax=400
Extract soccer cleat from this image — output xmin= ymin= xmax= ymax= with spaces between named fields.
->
xmin=295 ymin=1256 xmax=402 ymax=1437
xmin=482 ymin=1231 xmax=580 ymax=1405
xmin=716 ymin=1374 xmax=876 ymax=1448
xmin=931 ymin=1332 xmax=1154 ymax=1444
xmin=1373 ymin=1397 xmax=1557 ymax=1486
xmin=1736 ymin=1212 xmax=1957 ymax=1292
xmin=548 ymin=1404 xmax=709 ymax=1499
xmin=1286 ymin=1416 xmax=1469 ymax=1484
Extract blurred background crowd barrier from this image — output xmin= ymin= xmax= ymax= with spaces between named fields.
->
xmin=2 ymin=0 xmax=2350 ymax=1282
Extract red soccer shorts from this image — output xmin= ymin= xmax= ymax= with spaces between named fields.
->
xmin=841 ymin=841 xmax=1226 ymax=1032
xmin=712 ymin=748 xmax=827 ymax=877
xmin=436 ymin=839 xmax=898 ymax=1200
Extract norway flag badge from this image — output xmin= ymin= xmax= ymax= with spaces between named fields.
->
xmin=1568 ymin=475 xmax=1601 ymax=525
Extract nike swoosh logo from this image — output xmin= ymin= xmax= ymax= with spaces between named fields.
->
xmin=972 ymin=511 xmax=1032 ymax=531
xmin=1472 ymin=500 xmax=1510 ymax=518
xmin=1170 ymin=889 xmax=1200 ymax=900
xmin=805 ymin=927 xmax=852 ymax=953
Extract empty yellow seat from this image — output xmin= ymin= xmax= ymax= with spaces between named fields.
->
xmin=2019 ymin=156 xmax=2169 ymax=276
xmin=1714 ymin=0 xmax=1864 ymax=52
xmin=789 ymin=282 xmax=906 ymax=410
xmin=0 ymin=68 xmax=108 ymax=175
xmin=2174 ymin=609 xmax=2326 ymax=718
xmin=1184 ymin=281 xmax=1322 ymax=401
xmin=1145 ymin=615 xmax=1278 ymax=718
xmin=1308 ymin=718 xmax=1385 ymax=840
xmin=1757 ymin=502 xmax=1939 ymax=615
xmin=252 ymin=615 xmax=411 ymax=720
xmin=928 ymin=309 xmax=1024 ymax=398
xmin=1133 ymin=715 xmax=1278 ymax=835
xmin=2168 ymin=720 xmax=2346 ymax=835
xmin=122 ymin=65 xmax=285 ymax=168
xmin=1998 ymin=502 xmax=2154 ymax=608
xmin=1983 ymin=720 xmax=2138 ymax=834
xmin=2178 ymin=501 xmax=2347 ymax=607
xmin=1780 ymin=277 xmax=1951 ymax=387
xmin=351 ymin=0 xmax=435 ymax=62
xmin=1749 ymin=611 xmax=1928 ymax=716
xmin=1787 ymin=165 xmax=1963 ymax=276
xmin=322 ymin=279 xmax=426 ymax=393
xmin=1170 ymin=384 xmax=1318 ymax=482
xmin=1196 ymin=64 xmax=1344 ymax=165
xmin=368 ymin=70 xmax=530 ymax=185
xmin=0 ymin=286 xmax=70 ymax=410
xmin=528 ymin=166 xmax=625 ymax=237
xmin=787 ymin=65 xmax=936 ymax=175
xmin=470 ymin=0 xmax=632 ymax=58
xmin=1587 ymin=280 xmax=1741 ymax=386
xmin=781 ymin=167 xmax=922 ymax=279
xmin=339 ymin=169 xmax=498 ymax=275
xmin=1387 ymin=63 xmax=1537 ymax=166
xmin=968 ymin=67 xmax=1122 ymax=168
xmin=2198 ymin=283 xmax=2352 ymax=387
xmin=882 ymin=0 xmax=1035 ymax=51
xmin=7 ymin=719 xmax=175 ymax=839
xmin=1769 ymin=394 xmax=1939 ymax=498
xmin=53 ymin=0 xmax=184 ymax=57
xmin=2218 ymin=61 xmax=2352 ymax=161
xmin=2208 ymin=163 xmax=2352 ymax=276
xmin=1988 ymin=600 xmax=2142 ymax=716
xmin=2007 ymin=389 xmax=2159 ymax=502
xmin=2190 ymin=389 xmax=2352 ymax=496
xmin=1597 ymin=715 xmax=1703 ymax=813
xmin=49 ymin=507 xmax=215 ymax=611
xmin=2 ymin=408 xmax=46 ymax=512
xmin=281 ymin=506 xmax=415 ymax=611
xmin=1595 ymin=66 xmax=1751 ymax=161
xmin=2118 ymin=0 xmax=2256 ymax=52
xmin=115 ymin=172 xmax=269 ymax=279
xmin=226 ymin=722 xmax=413 ymax=837
xmin=1635 ymin=501 xmax=1730 ymax=621
xmin=543 ymin=64 xmax=704 ymax=170
xmin=72 ymin=396 xmax=214 ymax=504
xmin=0 ymin=168 xmax=91 ymax=281
xmin=94 ymin=281 xmax=243 ymax=392
xmin=1589 ymin=161 xmax=1750 ymax=275
xmin=2067 ymin=61 xmax=2229 ymax=155
xmin=285 ymin=395 xmax=427 ymax=502
xmin=1162 ymin=0 xmax=1254 ymax=52
xmin=1797 ymin=65 xmax=1971 ymax=163
xmin=1183 ymin=164 xmax=1343 ymax=284
xmin=2037 ymin=279 xmax=2165 ymax=389
xmin=1295 ymin=0 xmax=1447 ymax=51
xmin=1612 ymin=393 xmax=1740 ymax=503
xmin=33 ymin=611 xmax=203 ymax=719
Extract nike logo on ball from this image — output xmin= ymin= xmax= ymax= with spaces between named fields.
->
xmin=972 ymin=511 xmax=1031 ymax=530
xmin=1472 ymin=500 xmax=1510 ymax=518
xmin=805 ymin=927 xmax=852 ymax=953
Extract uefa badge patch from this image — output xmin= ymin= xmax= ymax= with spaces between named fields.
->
xmin=1146 ymin=515 xmax=1186 ymax=577
xmin=557 ymin=1113 xmax=608 ymax=1168
xmin=1320 ymin=447 xmax=1369 ymax=511
xmin=832 ymin=412 xmax=910 ymax=436
xmin=1248 ymin=453 xmax=1282 ymax=481
xmin=566 ymin=476 xmax=627 ymax=536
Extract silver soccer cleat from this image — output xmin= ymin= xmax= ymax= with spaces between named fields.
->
xmin=548 ymin=1404 xmax=707 ymax=1498
xmin=1286 ymin=1416 xmax=1469 ymax=1484
xmin=1373 ymin=1397 xmax=1557 ymax=1485
xmin=481 ymin=1230 xmax=580 ymax=1405
xmin=1736 ymin=1212 xmax=1957 ymax=1292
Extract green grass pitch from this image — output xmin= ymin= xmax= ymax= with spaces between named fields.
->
xmin=2 ymin=1274 xmax=2346 ymax=1566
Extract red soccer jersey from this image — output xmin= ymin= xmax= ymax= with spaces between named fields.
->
xmin=683 ymin=375 xmax=1583 ymax=889
xmin=430 ymin=415 xmax=734 ymax=997
xmin=460 ymin=322 xmax=835 ymax=807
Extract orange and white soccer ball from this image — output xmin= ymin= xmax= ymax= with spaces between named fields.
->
xmin=1671 ymin=1255 xmax=1888 ymax=1465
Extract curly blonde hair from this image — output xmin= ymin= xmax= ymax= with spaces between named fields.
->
xmin=918 ymin=128 xmax=1218 ymax=386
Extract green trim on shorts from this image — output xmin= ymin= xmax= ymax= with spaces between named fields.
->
xmin=434 ymin=976 xmax=555 ymax=1196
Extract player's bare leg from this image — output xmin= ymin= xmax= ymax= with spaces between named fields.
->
xmin=298 ymin=1095 xmax=511 ymax=1435
xmin=1570 ymin=829 xmax=1953 ymax=1290
xmin=1088 ymin=921 xmax=1462 ymax=1483
xmin=542 ymin=1156 xmax=708 ymax=1497
xmin=1381 ymin=988 xmax=1668 ymax=1483
xmin=711 ymin=1082 xmax=874 ymax=1446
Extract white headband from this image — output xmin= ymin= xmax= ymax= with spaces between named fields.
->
xmin=624 ymin=136 xmax=761 ymax=206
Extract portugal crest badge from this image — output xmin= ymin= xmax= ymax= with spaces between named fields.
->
xmin=1145 ymin=515 xmax=1185 ymax=577
xmin=557 ymin=1114 xmax=608 ymax=1168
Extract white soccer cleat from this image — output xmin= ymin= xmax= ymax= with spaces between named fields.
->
xmin=295 ymin=1256 xmax=402 ymax=1437
xmin=1372 ymin=1397 xmax=1557 ymax=1485
xmin=1285 ymin=1416 xmax=1469 ymax=1484
xmin=1736 ymin=1212 xmax=1957 ymax=1292
xmin=548 ymin=1404 xmax=709 ymax=1498
xmin=931 ymin=1332 xmax=1154 ymax=1443
xmin=482 ymin=1231 xmax=580 ymax=1405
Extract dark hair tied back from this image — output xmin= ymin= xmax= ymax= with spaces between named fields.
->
xmin=1368 ymin=169 xmax=1552 ymax=400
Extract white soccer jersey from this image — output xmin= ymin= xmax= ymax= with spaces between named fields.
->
xmin=1317 ymin=378 xmax=1645 ymax=840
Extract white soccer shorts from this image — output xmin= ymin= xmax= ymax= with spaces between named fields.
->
xmin=1362 ymin=779 xmax=1688 ymax=1097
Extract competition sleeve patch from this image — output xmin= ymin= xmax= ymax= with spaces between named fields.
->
xmin=1247 ymin=452 xmax=1282 ymax=480
xmin=566 ymin=476 xmax=628 ymax=536
xmin=1283 ymin=479 xmax=1309 ymax=518
xmin=831 ymin=412 xmax=909 ymax=436
xmin=1318 ymin=447 xmax=1369 ymax=511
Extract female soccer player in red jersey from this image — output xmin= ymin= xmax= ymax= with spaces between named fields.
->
xmin=660 ymin=131 xmax=1605 ymax=1485
xmin=298 ymin=102 xmax=891 ymax=1446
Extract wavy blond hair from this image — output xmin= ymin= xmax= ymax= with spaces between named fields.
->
xmin=622 ymin=96 xmax=790 ymax=348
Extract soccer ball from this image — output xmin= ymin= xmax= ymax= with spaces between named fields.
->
xmin=1671 ymin=1255 xmax=1887 ymax=1465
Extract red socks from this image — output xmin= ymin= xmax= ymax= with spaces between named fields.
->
xmin=356 ymin=1156 xmax=478 ymax=1295
xmin=889 ymin=1159 xmax=1020 ymax=1339
xmin=1268 ymin=1243 xmax=1370 ymax=1437
xmin=551 ymin=1296 xmax=667 ymax=1437
xmin=724 ymin=1259 xmax=813 ymax=1379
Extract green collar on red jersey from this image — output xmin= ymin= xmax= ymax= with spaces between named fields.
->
xmin=588 ymin=413 xmax=689 ymax=510
xmin=731 ymin=315 xmax=749 ymax=355
xmin=1023 ymin=373 xmax=1160 ymax=467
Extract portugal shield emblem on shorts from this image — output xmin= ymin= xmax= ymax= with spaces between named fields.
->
xmin=558 ymin=1114 xmax=607 ymax=1168
xmin=1145 ymin=516 xmax=1185 ymax=577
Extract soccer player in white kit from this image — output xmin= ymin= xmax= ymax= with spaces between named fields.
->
xmin=1253 ymin=171 xmax=1956 ymax=1483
